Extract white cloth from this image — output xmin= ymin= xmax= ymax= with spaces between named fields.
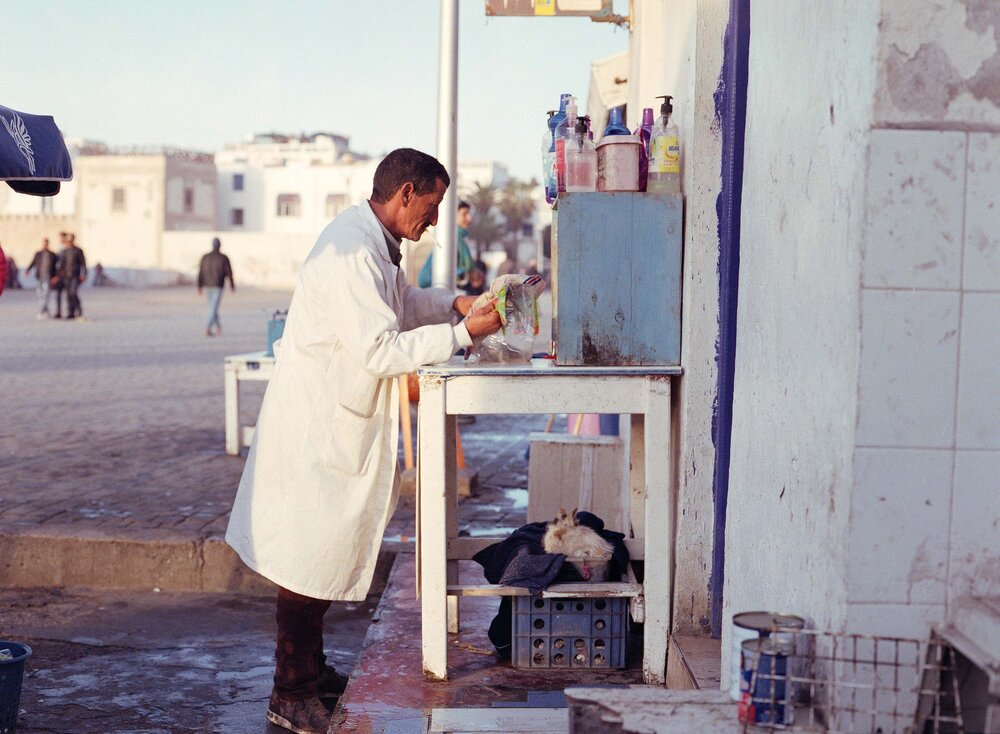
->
xmin=226 ymin=201 xmax=471 ymax=600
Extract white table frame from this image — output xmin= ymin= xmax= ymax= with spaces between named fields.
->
xmin=417 ymin=359 xmax=681 ymax=684
xmin=223 ymin=351 xmax=274 ymax=455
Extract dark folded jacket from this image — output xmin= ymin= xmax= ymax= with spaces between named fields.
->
xmin=472 ymin=511 xmax=629 ymax=658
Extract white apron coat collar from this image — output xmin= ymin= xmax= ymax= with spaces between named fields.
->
xmin=359 ymin=200 xmax=397 ymax=268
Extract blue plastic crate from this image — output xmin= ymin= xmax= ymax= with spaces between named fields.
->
xmin=512 ymin=596 xmax=627 ymax=670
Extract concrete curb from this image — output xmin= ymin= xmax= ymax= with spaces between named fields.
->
xmin=0 ymin=524 xmax=274 ymax=595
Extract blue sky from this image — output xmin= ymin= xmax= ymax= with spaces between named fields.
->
xmin=3 ymin=1 xmax=628 ymax=181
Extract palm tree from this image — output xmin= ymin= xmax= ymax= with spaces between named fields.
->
xmin=497 ymin=180 xmax=536 ymax=264
xmin=465 ymin=183 xmax=501 ymax=260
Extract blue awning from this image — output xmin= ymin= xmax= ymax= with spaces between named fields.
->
xmin=0 ymin=104 xmax=73 ymax=196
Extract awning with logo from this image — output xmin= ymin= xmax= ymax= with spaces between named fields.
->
xmin=0 ymin=104 xmax=72 ymax=196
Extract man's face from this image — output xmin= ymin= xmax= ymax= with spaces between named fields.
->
xmin=42 ymin=239 xmax=49 ymax=250
xmin=457 ymin=206 xmax=471 ymax=229
xmin=400 ymin=178 xmax=447 ymax=241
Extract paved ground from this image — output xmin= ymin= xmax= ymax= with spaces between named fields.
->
xmin=0 ymin=285 xmax=551 ymax=733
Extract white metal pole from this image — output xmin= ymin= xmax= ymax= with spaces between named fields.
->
xmin=433 ymin=0 xmax=459 ymax=290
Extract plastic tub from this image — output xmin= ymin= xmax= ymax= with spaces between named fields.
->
xmin=596 ymin=135 xmax=642 ymax=192
xmin=0 ymin=641 xmax=32 ymax=734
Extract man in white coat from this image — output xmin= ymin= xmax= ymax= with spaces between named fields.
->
xmin=225 ymin=148 xmax=502 ymax=734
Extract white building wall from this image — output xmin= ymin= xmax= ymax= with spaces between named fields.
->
xmin=625 ymin=0 xmax=728 ymax=636
xmin=847 ymin=0 xmax=1000 ymax=638
xmin=723 ymin=0 xmax=881 ymax=652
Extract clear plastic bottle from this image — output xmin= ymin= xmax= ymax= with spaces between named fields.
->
xmin=565 ymin=115 xmax=597 ymax=192
xmin=647 ymin=95 xmax=681 ymax=194
xmin=555 ymin=96 xmax=578 ymax=194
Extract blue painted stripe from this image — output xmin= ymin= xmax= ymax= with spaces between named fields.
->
xmin=710 ymin=0 xmax=751 ymax=638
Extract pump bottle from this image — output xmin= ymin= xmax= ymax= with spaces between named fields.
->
xmin=554 ymin=96 xmax=578 ymax=194
xmin=546 ymin=93 xmax=572 ymax=203
xmin=565 ymin=114 xmax=597 ymax=192
xmin=647 ymin=95 xmax=681 ymax=194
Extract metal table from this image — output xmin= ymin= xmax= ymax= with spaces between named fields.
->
xmin=223 ymin=351 xmax=274 ymax=455
xmin=417 ymin=358 xmax=681 ymax=683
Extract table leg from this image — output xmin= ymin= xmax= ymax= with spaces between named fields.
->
xmin=224 ymin=363 xmax=240 ymax=456
xmin=418 ymin=377 xmax=449 ymax=680
xmin=642 ymin=377 xmax=672 ymax=684
xmin=445 ymin=414 xmax=460 ymax=634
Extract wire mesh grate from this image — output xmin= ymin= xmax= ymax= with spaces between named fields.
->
xmin=738 ymin=629 xmax=964 ymax=733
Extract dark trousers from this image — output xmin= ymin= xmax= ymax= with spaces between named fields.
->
xmin=53 ymin=284 xmax=65 ymax=316
xmin=274 ymin=586 xmax=331 ymax=700
xmin=65 ymin=278 xmax=82 ymax=318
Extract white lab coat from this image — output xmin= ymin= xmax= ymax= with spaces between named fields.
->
xmin=226 ymin=201 xmax=465 ymax=600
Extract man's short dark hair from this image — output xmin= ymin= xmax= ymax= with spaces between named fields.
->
xmin=458 ymin=200 xmax=470 ymax=210
xmin=371 ymin=148 xmax=449 ymax=203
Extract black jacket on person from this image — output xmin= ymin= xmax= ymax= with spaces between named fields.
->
xmin=27 ymin=250 xmax=60 ymax=281
xmin=198 ymin=251 xmax=234 ymax=289
xmin=57 ymin=246 xmax=87 ymax=282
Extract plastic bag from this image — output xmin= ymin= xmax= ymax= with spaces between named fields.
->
xmin=469 ymin=274 xmax=546 ymax=363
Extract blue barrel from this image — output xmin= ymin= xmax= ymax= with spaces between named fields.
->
xmin=0 ymin=641 xmax=31 ymax=734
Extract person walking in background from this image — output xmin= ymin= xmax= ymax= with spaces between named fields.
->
xmin=418 ymin=199 xmax=474 ymax=292
xmin=56 ymin=233 xmax=87 ymax=320
xmin=26 ymin=237 xmax=60 ymax=319
xmin=51 ymin=232 xmax=68 ymax=318
xmin=197 ymin=237 xmax=235 ymax=337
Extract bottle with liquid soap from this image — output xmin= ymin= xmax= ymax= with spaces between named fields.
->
xmin=634 ymin=107 xmax=654 ymax=192
xmin=647 ymin=95 xmax=681 ymax=194
xmin=555 ymin=96 xmax=578 ymax=194
xmin=546 ymin=93 xmax=572 ymax=203
xmin=565 ymin=114 xmax=597 ymax=192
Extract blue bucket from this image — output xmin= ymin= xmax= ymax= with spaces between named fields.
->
xmin=0 ymin=641 xmax=31 ymax=734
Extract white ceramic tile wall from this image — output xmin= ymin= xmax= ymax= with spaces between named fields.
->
xmin=856 ymin=290 xmax=960 ymax=447
xmin=863 ymin=130 xmax=966 ymax=290
xmin=964 ymin=134 xmax=1000 ymax=291
xmin=852 ymin=126 xmax=999 ymax=639
xmin=956 ymin=293 xmax=1000 ymax=449
xmin=949 ymin=451 xmax=1000 ymax=601
xmin=848 ymin=448 xmax=952 ymax=604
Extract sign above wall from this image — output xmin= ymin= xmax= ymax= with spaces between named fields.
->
xmin=485 ymin=0 xmax=612 ymax=18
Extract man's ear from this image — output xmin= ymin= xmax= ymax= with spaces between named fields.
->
xmin=399 ymin=182 xmax=415 ymax=206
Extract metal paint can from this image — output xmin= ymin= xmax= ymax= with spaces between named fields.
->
xmin=596 ymin=135 xmax=642 ymax=192
xmin=730 ymin=611 xmax=805 ymax=702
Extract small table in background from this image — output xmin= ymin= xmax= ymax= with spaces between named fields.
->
xmin=223 ymin=351 xmax=274 ymax=455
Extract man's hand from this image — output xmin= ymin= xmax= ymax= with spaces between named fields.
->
xmin=452 ymin=295 xmax=477 ymax=316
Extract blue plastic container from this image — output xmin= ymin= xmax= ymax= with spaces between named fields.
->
xmin=512 ymin=596 xmax=627 ymax=670
xmin=266 ymin=310 xmax=287 ymax=357
xmin=0 ymin=641 xmax=31 ymax=734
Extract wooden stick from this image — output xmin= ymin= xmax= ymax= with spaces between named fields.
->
xmin=400 ymin=375 xmax=414 ymax=470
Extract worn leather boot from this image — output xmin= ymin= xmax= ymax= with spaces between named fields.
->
xmin=266 ymin=691 xmax=331 ymax=734
xmin=316 ymin=664 xmax=350 ymax=703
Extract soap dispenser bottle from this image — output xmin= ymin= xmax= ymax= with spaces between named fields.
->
xmin=565 ymin=114 xmax=597 ymax=192
xmin=634 ymin=107 xmax=654 ymax=191
xmin=542 ymin=110 xmax=555 ymax=203
xmin=647 ymin=95 xmax=681 ymax=194
xmin=546 ymin=93 xmax=572 ymax=203
xmin=555 ymin=96 xmax=578 ymax=194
